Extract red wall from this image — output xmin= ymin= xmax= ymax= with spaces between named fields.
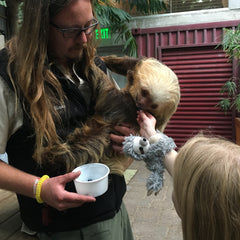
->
xmin=133 ymin=21 xmax=240 ymax=147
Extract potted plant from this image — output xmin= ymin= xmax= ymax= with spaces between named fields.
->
xmin=217 ymin=24 xmax=240 ymax=144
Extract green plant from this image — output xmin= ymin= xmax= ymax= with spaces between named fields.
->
xmin=117 ymin=0 xmax=167 ymax=15
xmin=222 ymin=26 xmax=240 ymax=60
xmin=0 ymin=1 xmax=6 ymax=6
xmin=94 ymin=1 xmax=138 ymax=56
xmin=94 ymin=0 xmax=167 ymax=57
xmin=217 ymin=25 xmax=240 ymax=113
xmin=218 ymin=77 xmax=240 ymax=112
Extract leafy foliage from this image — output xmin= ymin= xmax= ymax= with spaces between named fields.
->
xmin=94 ymin=1 xmax=138 ymax=56
xmin=217 ymin=98 xmax=231 ymax=113
xmin=171 ymin=0 xmax=223 ymax=12
xmin=0 ymin=1 xmax=6 ymax=7
xmin=95 ymin=0 xmax=166 ymax=56
xmin=94 ymin=1 xmax=134 ymax=55
xmin=222 ymin=26 xmax=240 ymax=61
xmin=220 ymin=79 xmax=237 ymax=96
xmin=218 ymin=25 xmax=240 ymax=113
xmin=217 ymin=77 xmax=240 ymax=112
xmin=95 ymin=1 xmax=132 ymax=27
xmin=116 ymin=0 xmax=167 ymax=14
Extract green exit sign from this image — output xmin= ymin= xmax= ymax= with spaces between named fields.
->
xmin=96 ymin=28 xmax=111 ymax=40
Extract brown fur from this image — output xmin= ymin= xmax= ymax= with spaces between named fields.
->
xmin=69 ymin=56 xmax=180 ymax=175
xmin=41 ymin=61 xmax=139 ymax=175
xmin=42 ymin=56 xmax=180 ymax=176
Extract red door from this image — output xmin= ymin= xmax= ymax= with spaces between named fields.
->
xmin=133 ymin=21 xmax=240 ymax=147
xmin=162 ymin=46 xmax=233 ymax=147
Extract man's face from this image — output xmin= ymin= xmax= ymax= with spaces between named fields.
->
xmin=48 ymin=0 xmax=94 ymax=66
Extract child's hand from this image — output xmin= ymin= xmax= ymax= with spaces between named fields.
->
xmin=137 ymin=110 xmax=157 ymax=139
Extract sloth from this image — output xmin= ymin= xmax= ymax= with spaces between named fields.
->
xmin=102 ymin=55 xmax=180 ymax=131
xmin=42 ymin=55 xmax=180 ymax=176
xmin=65 ymin=56 xmax=180 ymax=175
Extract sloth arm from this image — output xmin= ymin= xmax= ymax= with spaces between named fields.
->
xmin=101 ymin=55 xmax=142 ymax=76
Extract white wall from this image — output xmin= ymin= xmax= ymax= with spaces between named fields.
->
xmin=129 ymin=8 xmax=240 ymax=30
xmin=229 ymin=0 xmax=240 ymax=10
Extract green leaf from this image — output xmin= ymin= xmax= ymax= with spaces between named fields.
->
xmin=221 ymin=25 xmax=240 ymax=60
xmin=220 ymin=80 xmax=237 ymax=96
xmin=234 ymin=94 xmax=240 ymax=112
xmin=216 ymin=98 xmax=231 ymax=112
xmin=95 ymin=2 xmax=137 ymax=56
xmin=95 ymin=0 xmax=166 ymax=56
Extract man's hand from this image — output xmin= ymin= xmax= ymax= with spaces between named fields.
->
xmin=110 ymin=124 xmax=135 ymax=154
xmin=41 ymin=171 xmax=96 ymax=211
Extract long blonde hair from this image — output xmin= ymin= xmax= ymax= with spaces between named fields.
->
xmin=174 ymin=134 xmax=240 ymax=240
xmin=6 ymin=0 xmax=97 ymax=171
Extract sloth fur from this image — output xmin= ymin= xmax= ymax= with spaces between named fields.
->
xmin=42 ymin=55 xmax=180 ymax=176
xmin=102 ymin=55 xmax=180 ymax=131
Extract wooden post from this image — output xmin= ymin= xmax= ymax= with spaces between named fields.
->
xmin=235 ymin=118 xmax=240 ymax=145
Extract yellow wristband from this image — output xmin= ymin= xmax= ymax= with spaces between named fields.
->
xmin=35 ymin=175 xmax=49 ymax=204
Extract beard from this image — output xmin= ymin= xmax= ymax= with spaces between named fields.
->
xmin=67 ymin=43 xmax=89 ymax=64
xmin=49 ymin=43 xmax=93 ymax=70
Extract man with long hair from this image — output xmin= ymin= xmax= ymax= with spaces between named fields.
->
xmin=0 ymin=0 xmax=134 ymax=239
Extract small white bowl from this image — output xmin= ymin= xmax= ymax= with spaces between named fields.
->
xmin=72 ymin=163 xmax=110 ymax=197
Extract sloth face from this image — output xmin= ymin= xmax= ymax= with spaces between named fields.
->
xmin=135 ymin=88 xmax=159 ymax=112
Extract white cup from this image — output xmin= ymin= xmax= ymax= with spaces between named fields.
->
xmin=72 ymin=163 xmax=110 ymax=197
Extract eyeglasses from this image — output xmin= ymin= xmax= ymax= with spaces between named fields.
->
xmin=50 ymin=18 xmax=98 ymax=38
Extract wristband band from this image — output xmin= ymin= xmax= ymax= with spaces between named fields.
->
xmin=149 ymin=133 xmax=162 ymax=144
xmin=149 ymin=130 xmax=176 ymax=156
xmin=35 ymin=175 xmax=49 ymax=204
xmin=33 ymin=178 xmax=40 ymax=198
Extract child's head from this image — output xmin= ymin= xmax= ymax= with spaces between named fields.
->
xmin=173 ymin=134 xmax=240 ymax=240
